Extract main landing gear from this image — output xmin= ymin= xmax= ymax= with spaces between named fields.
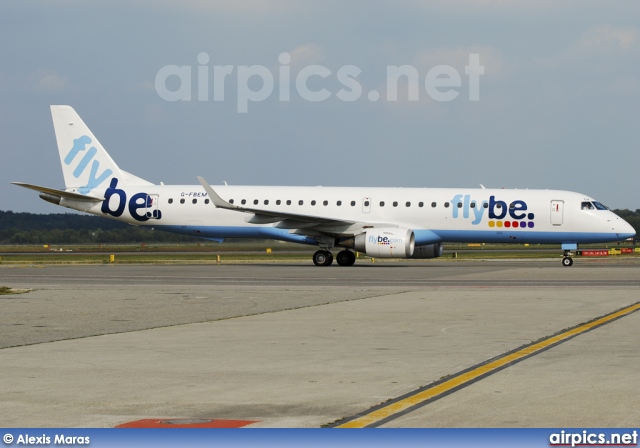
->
xmin=562 ymin=250 xmax=574 ymax=267
xmin=312 ymin=249 xmax=356 ymax=266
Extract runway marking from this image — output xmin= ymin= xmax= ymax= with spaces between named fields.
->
xmin=333 ymin=301 xmax=640 ymax=428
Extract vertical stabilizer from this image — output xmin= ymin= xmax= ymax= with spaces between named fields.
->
xmin=51 ymin=105 xmax=151 ymax=194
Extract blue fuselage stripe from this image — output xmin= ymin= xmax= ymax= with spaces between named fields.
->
xmin=157 ymin=225 xmax=630 ymax=246
xmin=156 ymin=225 xmax=319 ymax=245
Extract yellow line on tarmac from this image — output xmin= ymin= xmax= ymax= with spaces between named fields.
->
xmin=335 ymin=301 xmax=640 ymax=428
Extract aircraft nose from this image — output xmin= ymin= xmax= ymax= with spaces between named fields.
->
xmin=617 ymin=218 xmax=636 ymax=239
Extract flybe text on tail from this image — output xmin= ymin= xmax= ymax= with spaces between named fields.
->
xmin=450 ymin=194 xmax=536 ymax=228
xmin=64 ymin=135 xmax=113 ymax=194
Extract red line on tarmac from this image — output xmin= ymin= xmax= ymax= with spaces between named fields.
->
xmin=115 ymin=418 xmax=258 ymax=428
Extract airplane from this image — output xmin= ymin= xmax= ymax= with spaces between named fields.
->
xmin=13 ymin=105 xmax=636 ymax=267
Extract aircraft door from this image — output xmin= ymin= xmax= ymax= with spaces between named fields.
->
xmin=362 ymin=197 xmax=371 ymax=214
xmin=550 ymin=200 xmax=564 ymax=226
xmin=146 ymin=194 xmax=160 ymax=219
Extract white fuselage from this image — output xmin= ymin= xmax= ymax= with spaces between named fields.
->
xmin=67 ymin=183 xmax=635 ymax=247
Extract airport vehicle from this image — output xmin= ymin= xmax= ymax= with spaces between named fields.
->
xmin=13 ymin=106 xmax=636 ymax=267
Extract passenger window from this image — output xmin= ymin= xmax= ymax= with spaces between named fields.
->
xmin=431 ymin=202 xmax=436 ymax=207
xmin=483 ymin=203 xmax=488 ymax=208
xmin=457 ymin=202 xmax=462 ymax=208
xmin=444 ymin=202 xmax=450 ymax=208
xmin=351 ymin=201 xmax=356 ymax=206
xmin=393 ymin=201 xmax=398 ymax=207
xmin=406 ymin=202 xmax=411 ymax=207
xmin=337 ymin=200 xmax=342 ymax=206
xmin=496 ymin=203 xmax=502 ymax=209
xmin=286 ymin=200 xmax=291 ymax=205
xmin=168 ymin=198 xmax=173 ymax=204
xmin=299 ymin=200 xmax=304 ymax=205
xmin=264 ymin=200 xmax=269 ymax=205
xmin=241 ymin=199 xmax=246 ymax=205
xmin=380 ymin=201 xmax=385 ymax=207
xmin=180 ymin=198 xmax=185 ymax=204
xmin=192 ymin=199 xmax=197 ymax=204
xmin=253 ymin=199 xmax=259 ymax=205
xmin=311 ymin=200 xmax=316 ymax=206
xmin=470 ymin=202 xmax=476 ymax=208
xmin=205 ymin=199 xmax=210 ymax=204
xmin=323 ymin=200 xmax=328 ymax=206
xmin=229 ymin=199 xmax=234 ymax=204
xmin=276 ymin=200 xmax=281 ymax=205
xmin=418 ymin=202 xmax=423 ymax=207
xmin=364 ymin=200 xmax=370 ymax=206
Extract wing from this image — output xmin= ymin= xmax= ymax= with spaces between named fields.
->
xmin=197 ymin=177 xmax=394 ymax=240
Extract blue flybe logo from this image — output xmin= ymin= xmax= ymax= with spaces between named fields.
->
xmin=450 ymin=194 xmax=535 ymax=229
xmin=101 ymin=178 xmax=162 ymax=222
xmin=64 ymin=135 xmax=113 ymax=194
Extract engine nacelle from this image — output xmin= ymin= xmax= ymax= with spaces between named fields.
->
xmin=411 ymin=243 xmax=444 ymax=259
xmin=352 ymin=228 xmax=415 ymax=258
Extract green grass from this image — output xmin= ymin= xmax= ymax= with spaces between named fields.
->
xmin=0 ymin=242 xmax=637 ymax=265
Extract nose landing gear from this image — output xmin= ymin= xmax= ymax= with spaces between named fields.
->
xmin=562 ymin=249 xmax=574 ymax=267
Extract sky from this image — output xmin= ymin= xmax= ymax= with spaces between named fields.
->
xmin=1 ymin=0 xmax=639 ymax=214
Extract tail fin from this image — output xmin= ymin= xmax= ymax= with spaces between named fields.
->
xmin=51 ymin=105 xmax=152 ymax=194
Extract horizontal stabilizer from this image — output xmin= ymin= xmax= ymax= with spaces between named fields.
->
xmin=12 ymin=182 xmax=104 ymax=202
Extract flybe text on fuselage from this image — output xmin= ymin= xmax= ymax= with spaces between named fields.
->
xmin=450 ymin=194 xmax=536 ymax=229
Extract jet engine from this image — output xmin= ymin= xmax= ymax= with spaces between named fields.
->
xmin=347 ymin=228 xmax=415 ymax=258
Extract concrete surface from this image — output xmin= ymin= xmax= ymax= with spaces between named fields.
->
xmin=0 ymin=260 xmax=638 ymax=427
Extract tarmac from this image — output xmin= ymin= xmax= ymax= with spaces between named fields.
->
xmin=0 ymin=258 xmax=639 ymax=427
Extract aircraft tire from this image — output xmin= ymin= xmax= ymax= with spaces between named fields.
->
xmin=336 ymin=250 xmax=356 ymax=266
xmin=313 ymin=250 xmax=333 ymax=266
xmin=562 ymin=257 xmax=573 ymax=267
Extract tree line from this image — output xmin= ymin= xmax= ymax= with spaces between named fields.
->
xmin=0 ymin=211 xmax=198 ymax=244
xmin=1 ymin=209 xmax=639 ymax=245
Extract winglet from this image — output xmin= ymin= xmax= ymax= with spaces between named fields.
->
xmin=197 ymin=176 xmax=241 ymax=210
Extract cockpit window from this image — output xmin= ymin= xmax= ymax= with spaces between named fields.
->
xmin=581 ymin=202 xmax=595 ymax=210
xmin=593 ymin=202 xmax=609 ymax=210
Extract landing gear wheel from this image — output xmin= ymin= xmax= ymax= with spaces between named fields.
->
xmin=325 ymin=252 xmax=334 ymax=266
xmin=562 ymin=257 xmax=573 ymax=267
xmin=313 ymin=250 xmax=333 ymax=266
xmin=336 ymin=250 xmax=356 ymax=266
